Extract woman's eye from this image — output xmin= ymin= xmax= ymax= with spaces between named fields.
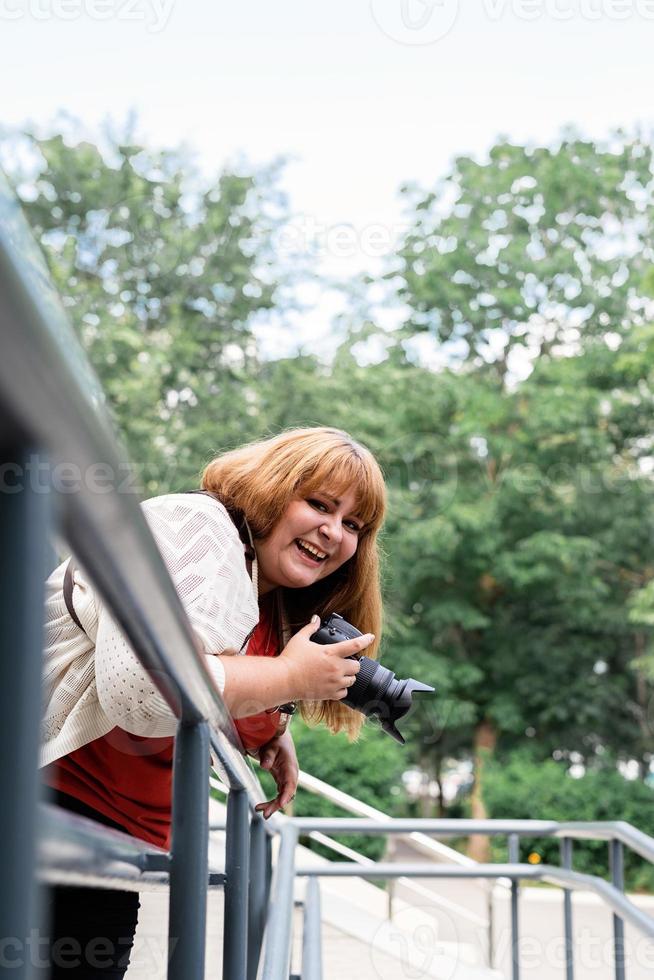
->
xmin=308 ymin=499 xmax=361 ymax=532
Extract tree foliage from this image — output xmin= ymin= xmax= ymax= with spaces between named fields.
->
xmin=7 ymin=132 xmax=285 ymax=491
xmin=395 ymin=134 xmax=654 ymax=383
xmin=481 ymin=751 xmax=654 ymax=891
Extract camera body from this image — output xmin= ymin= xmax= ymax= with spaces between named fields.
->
xmin=311 ymin=613 xmax=434 ymax=744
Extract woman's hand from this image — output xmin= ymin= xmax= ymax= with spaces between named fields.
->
xmin=279 ymin=617 xmax=374 ymax=701
xmin=254 ymin=730 xmax=299 ymax=820
xmin=220 ymin=617 xmax=374 ymax=716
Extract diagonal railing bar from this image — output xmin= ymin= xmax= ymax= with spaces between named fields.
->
xmin=0 ymin=166 xmax=279 ymax=980
xmin=0 ymin=168 xmax=262 ymax=801
xmin=37 ymin=803 xmax=173 ymax=891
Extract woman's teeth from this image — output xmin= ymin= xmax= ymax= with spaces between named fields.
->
xmin=296 ymin=539 xmax=327 ymax=561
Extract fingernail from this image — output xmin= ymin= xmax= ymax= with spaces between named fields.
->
xmin=311 ymin=614 xmax=319 ymax=624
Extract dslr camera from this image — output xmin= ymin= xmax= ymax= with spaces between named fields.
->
xmin=311 ymin=613 xmax=434 ymax=744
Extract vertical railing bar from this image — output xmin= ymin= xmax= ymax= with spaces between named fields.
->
xmin=487 ymin=882 xmax=495 ymax=969
xmin=261 ymin=822 xmax=299 ymax=980
xmin=247 ymin=813 xmax=267 ymax=980
xmin=508 ymin=833 xmax=520 ymax=980
xmin=610 ymin=839 xmax=626 ymax=980
xmin=168 ymin=720 xmax=210 ymax=980
xmin=301 ymin=876 xmax=323 ymax=980
xmin=223 ymin=787 xmax=251 ymax=980
xmin=265 ymin=831 xmax=273 ymax=910
xmin=0 ymin=446 xmax=49 ymax=980
xmin=560 ymin=838 xmax=574 ymax=980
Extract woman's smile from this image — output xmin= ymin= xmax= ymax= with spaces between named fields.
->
xmin=295 ymin=538 xmax=328 ymax=562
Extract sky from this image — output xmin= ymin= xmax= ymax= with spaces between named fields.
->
xmin=2 ymin=0 xmax=654 ymax=356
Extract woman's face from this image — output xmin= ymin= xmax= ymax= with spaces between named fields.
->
xmin=255 ymin=487 xmax=363 ymax=594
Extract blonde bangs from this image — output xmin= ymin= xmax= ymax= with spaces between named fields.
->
xmin=201 ymin=428 xmax=385 ymax=537
xmin=299 ymin=443 xmax=386 ymax=534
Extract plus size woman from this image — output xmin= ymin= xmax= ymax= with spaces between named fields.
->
xmin=40 ymin=427 xmax=387 ymax=977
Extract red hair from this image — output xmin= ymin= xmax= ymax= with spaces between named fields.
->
xmin=201 ymin=427 xmax=387 ymax=738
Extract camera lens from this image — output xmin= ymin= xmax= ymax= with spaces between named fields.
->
xmin=311 ymin=613 xmax=434 ymax=743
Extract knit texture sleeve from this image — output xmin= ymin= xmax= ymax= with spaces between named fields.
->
xmin=94 ymin=494 xmax=259 ymax=736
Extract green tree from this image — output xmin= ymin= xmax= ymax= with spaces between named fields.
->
xmin=8 ymin=124 xmax=653 ymax=846
xmin=395 ymin=133 xmax=654 ymax=384
xmin=5 ymin=131 xmax=286 ymax=491
xmin=256 ymin=327 xmax=654 ymax=853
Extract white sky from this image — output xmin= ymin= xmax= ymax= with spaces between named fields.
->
xmin=2 ymin=0 xmax=654 ymax=356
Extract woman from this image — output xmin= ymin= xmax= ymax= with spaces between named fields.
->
xmin=40 ymin=426 xmax=386 ymax=977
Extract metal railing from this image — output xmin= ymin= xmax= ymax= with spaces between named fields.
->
xmin=210 ymin=771 xmax=497 ymax=960
xmin=261 ymin=817 xmax=654 ymax=980
xmin=0 ymin=166 xmax=279 ymax=980
xmin=208 ymin=773 xmax=654 ymax=979
xmin=2 ymin=168 xmax=654 ymax=980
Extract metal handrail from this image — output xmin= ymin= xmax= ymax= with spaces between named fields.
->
xmin=0 ymin=168 xmax=263 ymax=801
xmin=263 ymin=815 xmax=654 ymax=980
xmin=290 ymin=815 xmax=653 ymax=843
xmin=0 ymin=166 xmax=275 ymax=980
xmin=211 ymin=772 xmax=493 ymax=932
xmin=38 ymin=803 xmax=173 ymax=891
xmin=297 ymin=769 xmax=480 ymax=866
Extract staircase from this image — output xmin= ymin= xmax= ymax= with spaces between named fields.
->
xmin=127 ymin=797 xmax=501 ymax=980
xmin=127 ymin=796 xmax=654 ymax=979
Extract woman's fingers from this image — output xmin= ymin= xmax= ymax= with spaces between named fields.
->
xmin=255 ymin=790 xmax=295 ymax=820
xmin=328 ymin=634 xmax=375 ymax=658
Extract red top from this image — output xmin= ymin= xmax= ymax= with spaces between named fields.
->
xmin=42 ymin=593 xmax=281 ymax=848
xmin=233 ymin=593 xmax=285 ymax=753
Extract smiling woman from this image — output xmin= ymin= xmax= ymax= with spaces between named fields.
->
xmin=200 ymin=426 xmax=387 ymax=735
xmin=40 ymin=426 xmax=387 ymax=978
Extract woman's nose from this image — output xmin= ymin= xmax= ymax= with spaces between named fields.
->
xmin=320 ymin=517 xmax=342 ymax=544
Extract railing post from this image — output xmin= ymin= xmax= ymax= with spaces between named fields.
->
xmin=265 ymin=830 xmax=273 ymax=909
xmin=610 ymin=839 xmax=626 ymax=980
xmin=301 ymin=876 xmax=323 ymax=980
xmin=248 ymin=813 xmax=267 ymax=980
xmin=0 ymin=446 xmax=49 ymax=980
xmin=486 ymin=883 xmax=495 ymax=969
xmin=508 ymin=833 xmax=520 ymax=980
xmin=261 ymin=822 xmax=299 ymax=980
xmin=560 ymin=838 xmax=574 ymax=980
xmin=223 ymin=787 xmax=251 ymax=980
xmin=168 ymin=720 xmax=210 ymax=980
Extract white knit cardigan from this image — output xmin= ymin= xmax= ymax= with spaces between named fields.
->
xmin=40 ymin=493 xmax=260 ymax=767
